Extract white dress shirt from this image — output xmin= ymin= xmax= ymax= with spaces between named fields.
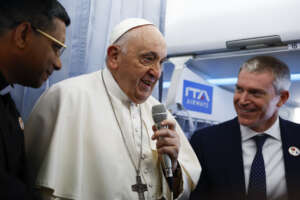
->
xmin=241 ymin=117 xmax=288 ymax=200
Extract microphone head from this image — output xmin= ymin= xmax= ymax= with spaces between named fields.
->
xmin=152 ymin=104 xmax=167 ymax=123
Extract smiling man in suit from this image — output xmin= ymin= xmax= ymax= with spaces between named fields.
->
xmin=190 ymin=55 xmax=300 ymax=200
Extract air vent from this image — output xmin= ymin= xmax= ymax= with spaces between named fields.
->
xmin=226 ymin=35 xmax=283 ymax=50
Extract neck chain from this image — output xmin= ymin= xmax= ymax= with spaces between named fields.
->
xmin=101 ymin=70 xmax=143 ymax=176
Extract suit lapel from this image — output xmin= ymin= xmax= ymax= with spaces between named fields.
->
xmin=226 ymin=118 xmax=247 ymax=199
xmin=280 ymin=118 xmax=300 ymax=200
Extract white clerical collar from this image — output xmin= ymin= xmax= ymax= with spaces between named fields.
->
xmin=240 ymin=117 xmax=281 ymax=142
xmin=102 ymin=67 xmax=133 ymax=105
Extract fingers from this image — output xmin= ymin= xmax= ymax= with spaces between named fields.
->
xmin=156 ymin=136 xmax=178 ymax=150
xmin=161 ymin=119 xmax=176 ymax=131
xmin=156 ymin=144 xmax=179 ymax=157
xmin=151 ymin=120 xmax=180 ymax=163
xmin=157 ymin=141 xmax=179 ymax=166
xmin=151 ymin=119 xmax=176 ymax=138
xmin=151 ymin=128 xmax=176 ymax=140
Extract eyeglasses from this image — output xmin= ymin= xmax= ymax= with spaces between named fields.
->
xmin=34 ymin=28 xmax=67 ymax=56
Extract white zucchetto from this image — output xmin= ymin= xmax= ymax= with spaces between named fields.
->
xmin=109 ymin=18 xmax=154 ymax=45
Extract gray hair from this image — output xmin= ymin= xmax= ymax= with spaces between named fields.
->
xmin=105 ymin=30 xmax=135 ymax=63
xmin=239 ymin=55 xmax=291 ymax=93
xmin=113 ymin=28 xmax=137 ymax=54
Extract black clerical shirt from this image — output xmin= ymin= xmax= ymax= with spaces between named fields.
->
xmin=0 ymin=72 xmax=35 ymax=199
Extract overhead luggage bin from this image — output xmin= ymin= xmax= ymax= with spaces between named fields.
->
xmin=165 ymin=0 xmax=300 ymax=56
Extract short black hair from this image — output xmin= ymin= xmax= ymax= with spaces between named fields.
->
xmin=0 ymin=0 xmax=71 ymax=35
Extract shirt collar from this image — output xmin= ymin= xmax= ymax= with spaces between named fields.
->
xmin=240 ymin=117 xmax=281 ymax=142
xmin=102 ymin=67 xmax=133 ymax=106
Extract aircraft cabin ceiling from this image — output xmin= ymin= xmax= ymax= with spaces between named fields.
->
xmin=165 ymin=0 xmax=300 ymax=107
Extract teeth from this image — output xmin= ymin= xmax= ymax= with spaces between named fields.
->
xmin=142 ymin=80 xmax=151 ymax=85
xmin=240 ymin=109 xmax=253 ymax=113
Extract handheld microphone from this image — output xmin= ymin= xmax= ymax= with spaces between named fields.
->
xmin=152 ymin=104 xmax=173 ymax=181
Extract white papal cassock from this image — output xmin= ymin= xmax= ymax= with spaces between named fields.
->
xmin=25 ymin=67 xmax=201 ymax=200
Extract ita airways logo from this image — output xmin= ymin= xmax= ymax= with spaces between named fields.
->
xmin=182 ymin=80 xmax=213 ymax=114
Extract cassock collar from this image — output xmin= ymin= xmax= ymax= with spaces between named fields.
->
xmin=0 ymin=71 xmax=13 ymax=95
xmin=102 ymin=67 xmax=133 ymax=106
xmin=0 ymin=70 xmax=8 ymax=90
xmin=240 ymin=117 xmax=281 ymax=142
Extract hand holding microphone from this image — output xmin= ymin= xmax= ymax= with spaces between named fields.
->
xmin=151 ymin=104 xmax=181 ymax=183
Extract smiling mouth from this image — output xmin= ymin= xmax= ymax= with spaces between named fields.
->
xmin=141 ymin=79 xmax=152 ymax=87
xmin=238 ymin=108 xmax=257 ymax=114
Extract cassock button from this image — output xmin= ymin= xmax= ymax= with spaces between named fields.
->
xmin=288 ymin=146 xmax=300 ymax=157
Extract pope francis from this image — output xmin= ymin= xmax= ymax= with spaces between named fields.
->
xmin=25 ymin=18 xmax=201 ymax=200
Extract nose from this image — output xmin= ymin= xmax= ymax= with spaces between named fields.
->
xmin=238 ymin=91 xmax=250 ymax=105
xmin=149 ymin=62 xmax=162 ymax=79
xmin=53 ymin=56 xmax=62 ymax=71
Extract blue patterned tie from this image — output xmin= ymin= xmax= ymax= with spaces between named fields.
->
xmin=247 ymin=134 xmax=268 ymax=200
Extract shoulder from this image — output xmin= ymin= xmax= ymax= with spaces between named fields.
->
xmin=45 ymin=71 xmax=101 ymax=99
xmin=192 ymin=118 xmax=239 ymax=140
xmin=53 ymin=71 xmax=100 ymax=91
xmin=190 ymin=118 xmax=239 ymax=152
xmin=190 ymin=118 xmax=240 ymax=163
xmin=33 ymin=71 xmax=103 ymax=112
xmin=279 ymin=117 xmax=300 ymax=131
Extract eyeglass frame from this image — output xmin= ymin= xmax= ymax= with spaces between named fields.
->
xmin=32 ymin=26 xmax=67 ymax=56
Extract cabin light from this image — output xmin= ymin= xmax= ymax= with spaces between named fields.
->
xmin=291 ymin=74 xmax=300 ymax=81
xmin=207 ymin=78 xmax=237 ymax=85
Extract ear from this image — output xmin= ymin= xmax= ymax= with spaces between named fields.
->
xmin=13 ymin=22 xmax=32 ymax=49
xmin=106 ymin=45 xmax=121 ymax=70
xmin=276 ymin=90 xmax=289 ymax=107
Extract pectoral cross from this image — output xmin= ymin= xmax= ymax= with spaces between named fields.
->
xmin=132 ymin=175 xmax=148 ymax=200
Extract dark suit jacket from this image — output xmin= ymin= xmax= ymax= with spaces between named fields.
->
xmin=190 ymin=117 xmax=300 ymax=200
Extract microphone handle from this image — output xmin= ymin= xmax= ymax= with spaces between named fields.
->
xmin=157 ymin=124 xmax=173 ymax=178
xmin=162 ymin=154 xmax=173 ymax=178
